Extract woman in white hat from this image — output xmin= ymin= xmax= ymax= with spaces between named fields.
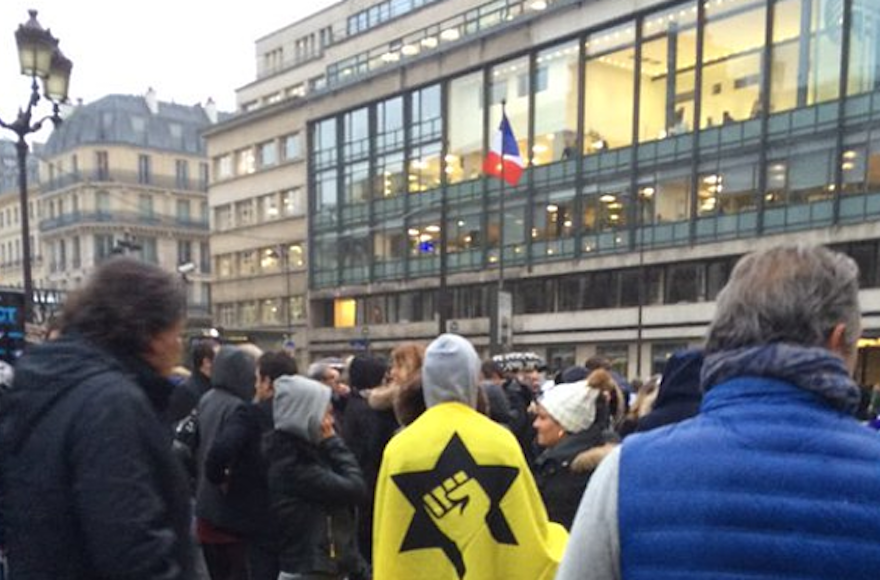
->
xmin=532 ymin=368 xmax=618 ymax=529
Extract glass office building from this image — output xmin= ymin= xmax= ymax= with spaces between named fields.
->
xmin=294 ymin=0 xmax=880 ymax=378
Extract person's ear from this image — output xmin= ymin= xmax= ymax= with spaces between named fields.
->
xmin=827 ymin=323 xmax=848 ymax=354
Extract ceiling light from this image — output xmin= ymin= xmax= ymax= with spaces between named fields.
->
xmin=440 ymin=28 xmax=460 ymax=42
xmin=600 ymin=194 xmax=616 ymax=203
xmin=546 ymin=204 xmax=559 ymax=212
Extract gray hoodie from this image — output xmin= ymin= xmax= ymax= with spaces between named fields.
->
xmin=273 ymin=375 xmax=331 ymax=444
xmin=422 ymin=333 xmax=481 ymax=409
xmin=211 ymin=345 xmax=256 ymax=401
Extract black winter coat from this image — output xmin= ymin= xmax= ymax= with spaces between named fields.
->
xmin=267 ymin=432 xmax=369 ymax=578
xmin=204 ymin=398 xmax=276 ymax=541
xmin=0 ymin=336 xmax=193 ymax=580
xmin=166 ymin=370 xmax=211 ymax=424
xmin=533 ymin=422 xmax=606 ymax=530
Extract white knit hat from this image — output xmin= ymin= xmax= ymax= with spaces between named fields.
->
xmin=538 ymin=380 xmax=601 ymax=433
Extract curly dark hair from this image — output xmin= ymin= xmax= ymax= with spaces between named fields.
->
xmin=60 ymin=257 xmax=185 ymax=357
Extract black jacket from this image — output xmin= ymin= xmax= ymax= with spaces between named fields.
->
xmin=533 ymin=422 xmax=606 ymax=530
xmin=204 ymin=398 xmax=276 ymax=540
xmin=0 ymin=336 xmax=192 ymax=580
xmin=166 ymin=369 xmax=211 ymax=424
xmin=194 ymin=346 xmax=255 ymax=536
xmin=267 ymin=432 xmax=368 ymax=577
xmin=504 ymin=377 xmax=538 ymax=465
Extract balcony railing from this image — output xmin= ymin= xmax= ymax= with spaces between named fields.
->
xmin=39 ymin=210 xmax=209 ymax=233
xmin=42 ymin=170 xmax=209 ymax=194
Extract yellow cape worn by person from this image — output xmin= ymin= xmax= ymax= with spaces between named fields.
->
xmin=373 ymin=401 xmax=568 ymax=579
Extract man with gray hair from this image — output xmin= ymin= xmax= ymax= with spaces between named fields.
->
xmin=558 ymin=244 xmax=880 ymax=580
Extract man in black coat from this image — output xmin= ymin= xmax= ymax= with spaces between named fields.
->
xmin=0 ymin=257 xmax=193 ymax=580
xmin=204 ymin=350 xmax=297 ymax=580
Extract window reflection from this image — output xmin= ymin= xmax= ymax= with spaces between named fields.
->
xmin=771 ymin=0 xmax=842 ymax=113
xmin=487 ymin=204 xmax=526 ymax=262
xmin=849 ymin=0 xmax=880 ymax=96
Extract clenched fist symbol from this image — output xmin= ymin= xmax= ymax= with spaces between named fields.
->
xmin=423 ymin=470 xmax=491 ymax=546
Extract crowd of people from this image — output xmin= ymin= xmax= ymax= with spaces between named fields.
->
xmin=1 ymin=243 xmax=880 ymax=580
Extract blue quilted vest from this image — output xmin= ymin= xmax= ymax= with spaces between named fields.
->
xmin=619 ymin=376 xmax=880 ymax=580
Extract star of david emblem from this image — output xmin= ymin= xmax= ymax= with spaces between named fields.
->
xmin=391 ymin=432 xmax=519 ymax=578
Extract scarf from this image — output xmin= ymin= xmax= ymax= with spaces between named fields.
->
xmin=701 ymin=343 xmax=860 ymax=415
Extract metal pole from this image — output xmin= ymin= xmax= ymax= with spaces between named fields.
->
xmin=499 ymin=100 xmax=507 ymax=292
xmin=284 ymin=245 xmax=292 ymax=336
xmin=17 ymin=136 xmax=33 ymax=324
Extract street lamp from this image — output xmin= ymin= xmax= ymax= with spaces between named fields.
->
xmin=0 ymin=10 xmax=73 ymax=323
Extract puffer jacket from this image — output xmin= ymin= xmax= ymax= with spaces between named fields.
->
xmin=620 ymin=375 xmax=880 ymax=580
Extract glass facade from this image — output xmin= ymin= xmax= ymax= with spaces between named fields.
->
xmin=309 ymin=0 xmax=880 ymax=298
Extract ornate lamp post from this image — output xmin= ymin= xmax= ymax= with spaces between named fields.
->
xmin=0 ymin=10 xmax=73 ymax=323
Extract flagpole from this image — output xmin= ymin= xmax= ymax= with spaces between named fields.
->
xmin=499 ymin=99 xmax=506 ymax=293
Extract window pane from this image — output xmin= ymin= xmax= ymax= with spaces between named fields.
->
xmin=809 ymin=0 xmax=842 ymax=103
xmin=448 ymin=72 xmax=485 ymax=183
xmin=489 ymin=57 xmax=530 ymax=163
xmin=848 ymin=0 xmax=880 ymax=96
xmin=639 ymin=2 xmax=698 ymax=142
xmin=584 ymin=22 xmax=636 ymax=152
xmin=375 ymin=153 xmax=406 ymax=199
xmin=534 ymin=41 xmax=580 ymax=165
xmin=701 ymin=1 xmax=766 ymax=129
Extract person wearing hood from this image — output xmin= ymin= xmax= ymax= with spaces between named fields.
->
xmin=0 ymin=257 xmax=192 ymax=580
xmin=558 ymin=245 xmax=880 ymax=580
xmin=532 ymin=369 xmax=617 ymax=530
xmin=634 ymin=348 xmax=703 ymax=433
xmin=203 ymin=350 xmax=298 ymax=580
xmin=373 ymin=334 xmax=567 ymax=580
xmin=194 ymin=345 xmax=259 ymax=580
xmin=267 ymin=375 xmax=370 ymax=580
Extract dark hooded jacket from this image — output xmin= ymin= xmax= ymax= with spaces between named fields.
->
xmin=194 ymin=345 xmax=258 ymax=536
xmin=0 ymin=335 xmax=192 ymax=580
xmin=636 ymin=349 xmax=703 ymax=433
xmin=268 ymin=376 xmax=369 ymax=578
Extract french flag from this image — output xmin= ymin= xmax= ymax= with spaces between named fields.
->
xmin=483 ymin=112 xmax=524 ymax=186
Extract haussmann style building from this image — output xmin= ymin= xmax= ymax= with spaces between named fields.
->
xmin=34 ymin=90 xmax=216 ymax=328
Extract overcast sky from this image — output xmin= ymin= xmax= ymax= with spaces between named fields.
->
xmin=0 ymin=0 xmax=340 ymax=135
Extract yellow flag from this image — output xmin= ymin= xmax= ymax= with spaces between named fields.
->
xmin=373 ymin=402 xmax=568 ymax=579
